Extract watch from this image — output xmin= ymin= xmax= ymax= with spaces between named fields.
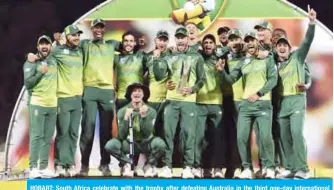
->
xmin=256 ymin=91 xmax=264 ymax=97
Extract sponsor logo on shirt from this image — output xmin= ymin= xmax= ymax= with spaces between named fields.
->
xmin=63 ymin=49 xmax=70 ymax=54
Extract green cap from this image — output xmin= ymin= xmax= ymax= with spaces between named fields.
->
xmin=37 ymin=35 xmax=52 ymax=45
xmin=276 ymin=35 xmax=291 ymax=47
xmin=156 ymin=30 xmax=169 ymax=39
xmin=174 ymin=27 xmax=188 ymax=37
xmin=244 ymin=31 xmax=257 ymax=41
xmin=91 ymin=18 xmax=105 ymax=27
xmin=64 ymin=25 xmax=83 ymax=36
xmin=254 ymin=21 xmax=273 ymax=31
xmin=227 ymin=29 xmax=242 ymax=39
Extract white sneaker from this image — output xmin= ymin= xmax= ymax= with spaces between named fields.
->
xmin=181 ymin=166 xmax=194 ymax=179
xmin=158 ymin=166 xmax=173 ymax=178
xmin=39 ymin=169 xmax=58 ymax=178
xmin=294 ymin=170 xmax=311 ymax=179
xmin=239 ymin=168 xmax=254 ymax=179
xmin=66 ymin=166 xmax=77 ymax=177
xmin=144 ymin=164 xmax=157 ymax=178
xmin=265 ymin=168 xmax=275 ymax=179
xmin=213 ymin=168 xmax=224 ymax=178
xmin=276 ymin=169 xmax=293 ymax=179
xmin=192 ymin=168 xmax=202 ymax=178
xmin=122 ymin=164 xmax=134 ymax=177
xmin=29 ymin=168 xmax=41 ymax=179
xmin=135 ymin=165 xmax=144 ymax=176
xmin=55 ymin=166 xmax=66 ymax=177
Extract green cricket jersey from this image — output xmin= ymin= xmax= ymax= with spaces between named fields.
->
xmin=153 ymin=48 xmax=206 ymax=102
xmin=277 ymin=24 xmax=315 ymax=96
xmin=23 ymin=57 xmax=57 ymax=107
xmin=222 ymin=56 xmax=278 ymax=101
xmin=215 ymin=44 xmax=229 ymax=57
xmin=196 ymin=53 xmax=223 ymax=105
xmin=146 ymin=49 xmax=172 ymax=103
xmin=222 ymin=52 xmax=244 ymax=101
xmin=117 ymin=103 xmax=157 ymax=141
xmin=80 ymin=39 xmax=120 ymax=89
xmin=50 ymin=45 xmax=83 ymax=98
xmin=115 ymin=51 xmax=148 ymax=99
xmin=188 ymin=42 xmax=202 ymax=53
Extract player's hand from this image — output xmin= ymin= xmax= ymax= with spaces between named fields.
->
xmin=166 ymin=80 xmax=176 ymax=90
xmin=124 ymin=108 xmax=134 ymax=121
xmin=308 ymin=5 xmax=317 ymax=24
xmin=216 ymin=58 xmax=225 ymax=71
xmin=40 ymin=63 xmax=48 ymax=74
xmin=153 ymin=49 xmax=161 ymax=58
xmin=139 ymin=105 xmax=148 ymax=118
xmin=247 ymin=94 xmax=260 ymax=103
xmin=296 ymin=83 xmax=307 ymax=92
xmin=182 ymin=87 xmax=193 ymax=96
xmin=258 ymin=50 xmax=269 ymax=59
xmin=27 ymin=53 xmax=38 ymax=63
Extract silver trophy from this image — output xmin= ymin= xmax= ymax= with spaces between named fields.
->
xmin=177 ymin=60 xmax=191 ymax=94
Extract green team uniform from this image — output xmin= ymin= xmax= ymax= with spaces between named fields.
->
xmin=104 ymin=103 xmax=165 ymax=166
xmin=276 ymin=24 xmax=315 ymax=173
xmin=221 ymin=51 xmax=244 ymax=176
xmin=153 ymin=49 xmax=205 ymax=168
xmin=52 ymin=44 xmax=84 ymax=168
xmin=24 ymin=56 xmax=57 ymax=170
xmin=194 ymin=52 xmax=224 ymax=169
xmin=147 ymin=49 xmax=172 ymax=136
xmin=79 ymin=39 xmax=120 ymax=168
xmin=221 ymin=55 xmax=278 ymax=170
xmin=215 ymin=44 xmax=229 ymax=57
xmin=188 ymin=42 xmax=202 ymax=53
xmin=115 ymin=52 xmax=148 ymax=109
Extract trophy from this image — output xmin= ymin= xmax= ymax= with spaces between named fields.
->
xmin=177 ymin=60 xmax=191 ymax=94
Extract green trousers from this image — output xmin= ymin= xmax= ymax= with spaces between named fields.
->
xmin=194 ymin=104 xmax=224 ymax=168
xmin=54 ymin=96 xmax=82 ymax=167
xmin=29 ymin=105 xmax=57 ymax=169
xmin=278 ymin=95 xmax=308 ymax=172
xmin=80 ymin=87 xmax=115 ymax=167
xmin=237 ymin=100 xmax=275 ymax=170
xmin=162 ymin=100 xmax=196 ymax=168
xmin=104 ymin=136 xmax=166 ymax=166
xmin=223 ymin=96 xmax=242 ymax=177
xmin=149 ymin=100 xmax=167 ymax=137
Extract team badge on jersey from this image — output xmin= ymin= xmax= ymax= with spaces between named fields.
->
xmin=63 ymin=49 xmax=70 ymax=54
xmin=243 ymin=58 xmax=251 ymax=65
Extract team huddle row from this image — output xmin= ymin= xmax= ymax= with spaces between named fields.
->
xmin=24 ymin=6 xmax=317 ymax=180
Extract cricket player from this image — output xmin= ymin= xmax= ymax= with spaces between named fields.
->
xmin=153 ymin=27 xmax=205 ymax=178
xmin=115 ymin=31 xmax=149 ymax=109
xmin=274 ymin=6 xmax=316 ymax=179
xmin=192 ymin=34 xmax=224 ymax=178
xmin=220 ymin=29 xmax=244 ymax=178
xmin=147 ymin=30 xmax=172 ymax=137
xmin=217 ymin=31 xmax=278 ymax=179
xmin=24 ymin=35 xmax=57 ymax=179
xmin=216 ymin=26 xmax=230 ymax=57
xmin=104 ymin=83 xmax=166 ymax=178
xmin=79 ymin=19 xmax=120 ymax=176
xmin=186 ymin=22 xmax=202 ymax=53
xmin=27 ymin=25 xmax=84 ymax=177
xmin=171 ymin=0 xmax=216 ymax=29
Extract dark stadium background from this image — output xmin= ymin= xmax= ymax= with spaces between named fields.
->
xmin=0 ymin=0 xmax=332 ymax=146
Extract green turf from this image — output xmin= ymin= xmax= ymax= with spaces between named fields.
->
xmin=86 ymin=0 xmax=305 ymax=20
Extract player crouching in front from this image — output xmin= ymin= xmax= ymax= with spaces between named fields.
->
xmin=104 ymin=83 xmax=166 ymax=178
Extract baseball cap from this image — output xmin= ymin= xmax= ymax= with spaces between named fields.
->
xmin=156 ymin=30 xmax=169 ymax=39
xmin=175 ymin=27 xmax=188 ymax=37
xmin=227 ymin=29 xmax=242 ymax=39
xmin=217 ymin=26 xmax=230 ymax=35
xmin=91 ymin=18 xmax=105 ymax=27
xmin=276 ymin=35 xmax=291 ymax=47
xmin=37 ymin=35 xmax=52 ymax=45
xmin=64 ymin=25 xmax=83 ymax=36
xmin=244 ymin=31 xmax=257 ymax=42
xmin=202 ymin=34 xmax=216 ymax=43
xmin=254 ymin=21 xmax=273 ymax=31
